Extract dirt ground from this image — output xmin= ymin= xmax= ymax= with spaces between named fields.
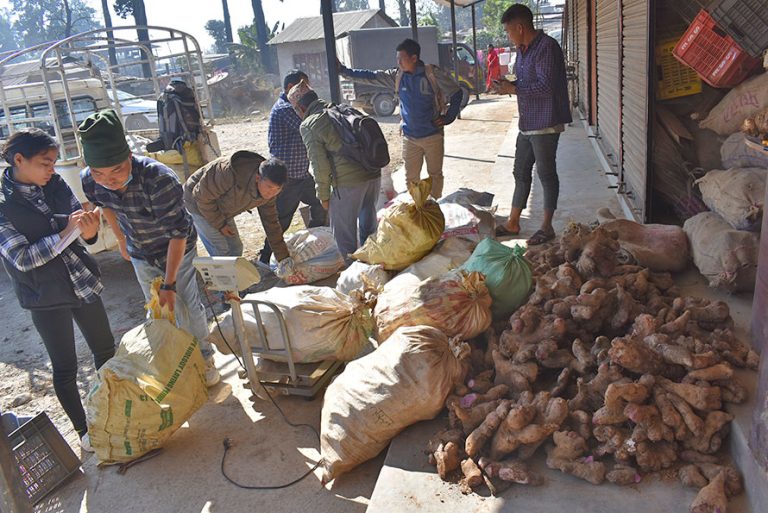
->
xmin=0 ymin=112 xmax=404 ymax=453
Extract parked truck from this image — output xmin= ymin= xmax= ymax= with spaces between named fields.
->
xmin=337 ymin=26 xmax=480 ymax=117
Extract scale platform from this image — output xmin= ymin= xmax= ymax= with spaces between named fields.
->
xmin=250 ymin=358 xmax=343 ymax=398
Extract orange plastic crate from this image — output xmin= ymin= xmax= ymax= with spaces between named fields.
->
xmin=672 ymin=9 xmax=760 ymax=88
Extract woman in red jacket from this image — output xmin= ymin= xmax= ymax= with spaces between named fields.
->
xmin=486 ymin=44 xmax=501 ymax=92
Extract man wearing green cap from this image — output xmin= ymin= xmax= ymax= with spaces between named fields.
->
xmin=78 ymin=109 xmax=220 ymax=386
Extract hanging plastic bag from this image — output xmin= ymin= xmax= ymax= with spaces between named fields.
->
xmin=460 ymin=238 xmax=533 ymax=319
xmin=352 ymin=179 xmax=445 ymax=271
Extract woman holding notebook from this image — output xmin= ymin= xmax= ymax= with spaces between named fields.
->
xmin=0 ymin=128 xmax=114 ymax=453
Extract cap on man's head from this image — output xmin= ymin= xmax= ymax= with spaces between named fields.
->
xmin=287 ymin=79 xmax=317 ymax=111
xmin=77 ymin=109 xmax=130 ymax=168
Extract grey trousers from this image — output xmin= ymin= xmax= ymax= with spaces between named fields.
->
xmin=329 ymin=176 xmax=381 ymax=259
xmin=512 ymin=132 xmax=561 ymax=211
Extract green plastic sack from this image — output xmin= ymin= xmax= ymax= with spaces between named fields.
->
xmin=460 ymin=238 xmax=533 ymax=319
xmin=352 ymin=179 xmax=445 ymax=271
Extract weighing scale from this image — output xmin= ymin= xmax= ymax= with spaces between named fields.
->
xmin=193 ymin=256 xmax=342 ymax=399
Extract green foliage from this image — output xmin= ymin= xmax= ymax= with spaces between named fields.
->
xmin=8 ymin=0 xmax=99 ymax=49
xmin=418 ymin=11 xmax=438 ymax=27
xmin=0 ymin=9 xmax=19 ymax=53
xmin=205 ymin=19 xmax=229 ymax=53
xmin=482 ymin=0 xmax=536 ymax=44
xmin=333 ymin=0 xmax=371 ymax=11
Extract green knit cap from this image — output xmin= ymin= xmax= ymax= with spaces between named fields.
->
xmin=77 ymin=109 xmax=130 ymax=168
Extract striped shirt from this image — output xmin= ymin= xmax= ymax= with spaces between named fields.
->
xmin=0 ymin=169 xmax=103 ymax=303
xmin=268 ymin=93 xmax=311 ymax=180
xmin=81 ymin=155 xmax=196 ymax=265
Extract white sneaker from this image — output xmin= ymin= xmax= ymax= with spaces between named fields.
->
xmin=80 ymin=433 xmax=94 ymax=453
xmin=205 ymin=359 xmax=221 ymax=387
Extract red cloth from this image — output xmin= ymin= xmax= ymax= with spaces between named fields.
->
xmin=486 ymin=48 xmax=501 ymax=91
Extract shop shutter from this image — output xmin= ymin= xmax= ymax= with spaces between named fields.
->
xmin=596 ymin=0 xmax=621 ymax=163
xmin=621 ymin=0 xmax=650 ymax=220
xmin=577 ymin=0 xmax=589 ymax=116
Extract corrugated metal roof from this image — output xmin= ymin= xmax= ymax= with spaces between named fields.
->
xmin=269 ymin=9 xmax=396 ymax=45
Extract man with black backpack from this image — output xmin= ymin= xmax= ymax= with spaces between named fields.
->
xmin=288 ymin=81 xmax=381 ymax=260
xmin=338 ymin=38 xmax=463 ymax=199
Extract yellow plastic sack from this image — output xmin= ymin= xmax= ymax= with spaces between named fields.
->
xmin=352 ymin=179 xmax=445 ymax=271
xmin=374 ymin=269 xmax=493 ymax=341
xmin=86 ymin=279 xmax=208 ymax=464
xmin=148 ymin=141 xmax=203 ymax=167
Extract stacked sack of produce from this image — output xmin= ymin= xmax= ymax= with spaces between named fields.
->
xmin=270 ymin=227 xmax=344 ymax=284
xmin=208 ymin=286 xmax=375 ymax=363
xmin=353 ymin=179 xmax=445 ymax=271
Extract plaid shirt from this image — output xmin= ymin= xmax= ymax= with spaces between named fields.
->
xmin=0 ymin=169 xmax=103 ymax=303
xmin=513 ymin=31 xmax=572 ymax=132
xmin=81 ymin=155 xmax=196 ymax=265
xmin=268 ymin=93 xmax=310 ymax=180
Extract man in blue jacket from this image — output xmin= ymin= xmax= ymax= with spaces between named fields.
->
xmin=339 ymin=38 xmax=463 ymax=199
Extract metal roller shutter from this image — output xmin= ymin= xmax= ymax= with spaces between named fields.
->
xmin=577 ymin=0 xmax=589 ymax=116
xmin=621 ymin=0 xmax=650 ymax=220
xmin=596 ymin=0 xmax=620 ymax=162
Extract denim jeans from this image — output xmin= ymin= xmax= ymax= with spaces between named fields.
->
xmin=329 ymin=177 xmax=381 ymax=260
xmin=259 ymin=176 xmax=327 ymax=264
xmin=512 ymin=132 xmax=562 ymax=211
xmin=130 ymin=248 xmax=213 ymax=358
xmin=190 ymin=212 xmax=243 ymax=257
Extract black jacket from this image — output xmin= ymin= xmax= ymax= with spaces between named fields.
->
xmin=0 ymin=172 xmax=100 ymax=310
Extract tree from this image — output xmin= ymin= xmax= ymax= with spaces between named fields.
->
xmin=483 ymin=0 xmax=535 ymax=44
xmin=100 ymin=0 xmax=118 ymax=66
xmin=221 ymin=0 xmax=233 ymax=44
xmin=113 ymin=0 xmax=152 ymax=78
xmin=249 ymin=0 xmax=276 ymax=73
xmin=332 ymin=0 xmax=370 ymax=11
xmin=9 ymin=0 xmax=99 ymax=49
xmin=205 ymin=20 xmax=229 ymax=54
xmin=0 ymin=10 xmax=19 ymax=53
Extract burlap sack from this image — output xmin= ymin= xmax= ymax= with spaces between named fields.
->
xmin=683 ymin=212 xmax=759 ymax=292
xmin=320 ymin=325 xmax=468 ymax=482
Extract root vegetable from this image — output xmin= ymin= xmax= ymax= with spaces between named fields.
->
xmin=468 ymin=370 xmax=494 ymax=393
xmin=568 ymin=363 xmax=625 ymax=412
xmin=606 ymin=464 xmax=641 ymax=486
xmin=635 ymin=441 xmax=678 ymax=472
xmin=463 ymin=384 xmax=510 ymax=407
xmin=460 ymin=458 xmax=484 ymax=494
xmin=689 ymin=470 xmax=727 ymax=513
xmin=593 ymin=382 xmax=650 ymax=425
xmin=680 ymin=450 xmax=719 ymax=464
xmin=679 ymin=464 xmax=709 ymax=488
xmin=546 ymin=432 xmax=606 ymax=485
xmin=571 ymin=339 xmax=596 ymax=374
xmin=715 ymin=378 xmax=747 ymax=404
xmin=686 ymin=363 xmax=734 ymax=382
xmin=660 ymin=311 xmax=691 ymax=335
xmin=654 ymin=389 xmax=688 ymax=440
xmin=697 ymin=463 xmax=743 ymax=497
xmin=465 ymin=400 xmax=511 ymax=458
xmin=478 ymin=458 xmax=540 ymax=484
xmin=434 ymin=442 xmax=461 ymax=480
xmin=551 ymin=367 xmax=572 ymax=397
xmin=686 ymin=411 xmax=733 ymax=454
xmin=569 ymin=410 xmax=592 ymax=440
xmin=659 ymin=378 xmax=722 ymax=411
xmin=574 ymin=226 xmax=621 ymax=278
xmin=667 ymin=393 xmax=705 ymax=437
xmin=593 ymin=425 xmax=630 ymax=458
xmin=426 ymin=428 xmax=465 ymax=454
xmin=644 ymin=333 xmax=694 ymax=367
xmin=450 ymin=399 xmax=502 ymax=434
xmin=492 ymin=350 xmax=538 ymax=391
xmin=490 ymin=422 xmax=559 ymax=460
xmin=623 ymin=403 xmax=667 ymax=442
xmin=609 ymin=336 xmax=668 ymax=375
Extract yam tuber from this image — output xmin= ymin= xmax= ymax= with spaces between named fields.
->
xmin=434 ymin=442 xmax=461 ymax=480
xmin=450 ymin=399 xmax=502 ymax=435
xmin=465 ymin=400 xmax=511 ymax=458
xmin=697 ymin=463 xmax=743 ymax=497
xmin=492 ymin=350 xmax=537 ymax=391
xmin=490 ymin=422 xmax=559 ymax=460
xmin=478 ymin=458 xmax=540 ymax=484
xmin=679 ymin=464 xmax=709 ymax=489
xmin=658 ymin=378 xmax=722 ymax=411
xmin=635 ymin=441 xmax=678 ymax=472
xmin=689 ymin=469 xmax=727 ymax=513
xmin=459 ymin=458 xmax=484 ymax=494
xmin=546 ymin=432 xmax=606 ymax=485
xmin=609 ymin=336 xmax=668 ymax=375
xmin=606 ymin=464 xmax=641 ymax=486
xmin=593 ymin=382 xmax=650 ymax=425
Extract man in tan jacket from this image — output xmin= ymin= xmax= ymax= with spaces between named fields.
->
xmin=183 ymin=151 xmax=291 ymax=264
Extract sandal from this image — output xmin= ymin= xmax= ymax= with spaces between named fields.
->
xmin=527 ymin=229 xmax=555 ymax=246
xmin=495 ymin=225 xmax=520 ymax=237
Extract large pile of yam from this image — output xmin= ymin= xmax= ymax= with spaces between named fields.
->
xmin=426 ymin=224 xmax=758 ymax=512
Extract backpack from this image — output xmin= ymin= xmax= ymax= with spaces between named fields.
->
xmin=394 ymin=64 xmax=447 ymax=116
xmin=155 ymin=80 xmax=201 ymax=151
xmin=325 ymin=104 xmax=390 ymax=172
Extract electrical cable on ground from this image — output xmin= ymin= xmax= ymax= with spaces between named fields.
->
xmin=204 ymin=289 xmax=323 ymax=490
